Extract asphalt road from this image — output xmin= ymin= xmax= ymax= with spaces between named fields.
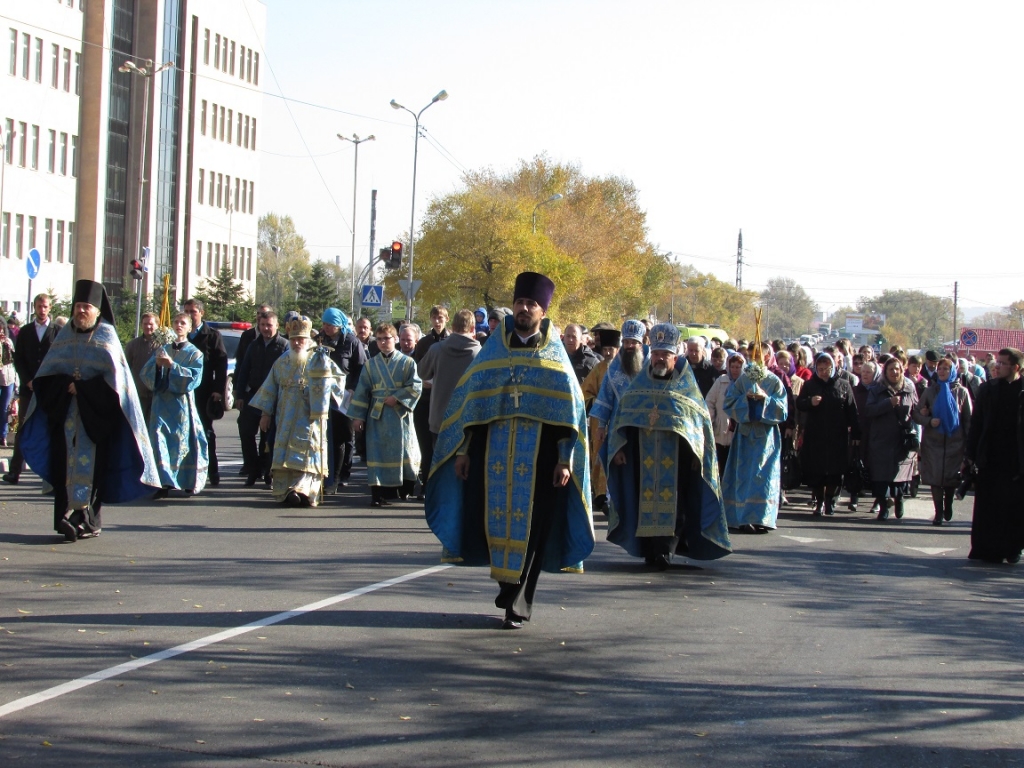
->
xmin=1 ymin=420 xmax=1022 ymax=767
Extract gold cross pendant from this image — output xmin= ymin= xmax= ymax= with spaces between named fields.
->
xmin=72 ymin=368 xmax=81 ymax=381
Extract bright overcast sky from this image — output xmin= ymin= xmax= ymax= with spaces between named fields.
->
xmin=255 ymin=0 xmax=1024 ymax=317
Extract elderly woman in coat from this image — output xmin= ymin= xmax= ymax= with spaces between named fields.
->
xmin=796 ymin=352 xmax=861 ymax=516
xmin=864 ymin=357 xmax=919 ymax=521
xmin=913 ymin=356 xmax=972 ymax=525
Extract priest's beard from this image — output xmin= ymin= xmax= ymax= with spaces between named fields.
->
xmin=620 ymin=346 xmax=644 ymax=377
xmin=293 ymin=347 xmax=311 ymax=368
xmin=651 ymin=361 xmax=671 ymax=378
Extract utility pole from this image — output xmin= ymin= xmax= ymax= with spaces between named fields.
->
xmin=735 ymin=229 xmax=743 ymax=290
xmin=952 ymin=281 xmax=958 ymax=345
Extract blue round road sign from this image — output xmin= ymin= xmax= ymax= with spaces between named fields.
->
xmin=960 ymin=329 xmax=978 ymax=347
xmin=27 ymin=248 xmax=41 ymax=279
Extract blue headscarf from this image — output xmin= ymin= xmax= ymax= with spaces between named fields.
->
xmin=321 ymin=307 xmax=353 ymax=336
xmin=932 ymin=362 xmax=960 ymax=436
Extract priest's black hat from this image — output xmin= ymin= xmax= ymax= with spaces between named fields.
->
xmin=72 ymin=279 xmax=115 ymax=325
xmin=512 ymin=271 xmax=555 ymax=311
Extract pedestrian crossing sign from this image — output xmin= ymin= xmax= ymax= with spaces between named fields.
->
xmin=361 ymin=285 xmax=383 ymax=307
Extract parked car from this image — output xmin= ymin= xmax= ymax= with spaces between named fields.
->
xmin=206 ymin=321 xmax=252 ymax=411
xmin=675 ymin=323 xmax=730 ymax=345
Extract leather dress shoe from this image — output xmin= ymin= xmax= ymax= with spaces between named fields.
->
xmin=209 ymin=474 xmax=220 ymax=487
xmin=2 ymin=473 xmax=18 ymax=485
xmin=57 ymin=519 xmax=77 ymax=542
xmin=502 ymin=610 xmax=525 ymax=630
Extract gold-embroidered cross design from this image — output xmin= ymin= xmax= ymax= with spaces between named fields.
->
xmin=648 ymin=405 xmax=661 ymax=427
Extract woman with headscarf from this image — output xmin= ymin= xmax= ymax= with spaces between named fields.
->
xmin=847 ymin=359 xmax=879 ymax=513
xmin=913 ymin=357 xmax=972 ymax=525
xmin=796 ymin=352 xmax=861 ymax=515
xmin=707 ymin=352 xmax=744 ymax=477
xmin=864 ymin=357 xmax=919 ymax=520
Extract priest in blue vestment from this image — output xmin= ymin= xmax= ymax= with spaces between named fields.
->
xmin=349 ymin=322 xmax=422 ymax=507
xmin=721 ymin=343 xmax=788 ymax=532
xmin=606 ymin=323 xmax=731 ymax=569
xmin=20 ymin=280 xmax=159 ymax=542
xmin=142 ymin=311 xmax=209 ymax=497
xmin=426 ymin=272 xmax=594 ymax=630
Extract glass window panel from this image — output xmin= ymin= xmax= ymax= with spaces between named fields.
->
xmin=203 ymin=29 xmax=209 ymax=65
xmin=8 ymin=29 xmax=16 ymax=77
xmin=31 ymin=125 xmax=38 ymax=169
xmin=44 ymin=219 xmax=52 ymax=260
xmin=15 ymin=214 xmax=24 ymax=259
xmin=56 ymin=220 xmax=64 ymax=262
xmin=60 ymin=132 xmax=68 ymax=175
xmin=21 ymin=32 xmax=29 ymax=79
xmin=198 ymin=168 xmax=204 ymax=203
xmin=229 ymin=40 xmax=235 ymax=76
xmin=50 ymin=43 xmax=58 ymax=87
xmin=34 ymin=38 xmax=42 ymax=82
xmin=62 ymin=48 xmax=70 ymax=92
xmin=17 ymin=122 xmax=26 ymax=167
xmin=214 ymin=34 xmax=220 ymax=68
xmin=47 ymin=129 xmax=55 ymax=172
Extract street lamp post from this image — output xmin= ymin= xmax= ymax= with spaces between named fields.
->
xmin=531 ymin=193 xmax=563 ymax=234
xmin=119 ymin=57 xmax=174 ymax=336
xmin=337 ymin=133 xmax=375 ymax=313
xmin=389 ymin=90 xmax=448 ymax=322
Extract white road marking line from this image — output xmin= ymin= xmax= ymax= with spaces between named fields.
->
xmin=778 ymin=535 xmax=833 ymax=544
xmin=0 ymin=564 xmax=451 ymax=719
xmin=904 ymin=546 xmax=957 ymax=555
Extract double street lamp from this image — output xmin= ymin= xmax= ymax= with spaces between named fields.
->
xmin=118 ymin=58 xmax=174 ymax=335
xmin=532 ymin=193 xmax=563 ymax=234
xmin=389 ymin=89 xmax=448 ymax=322
xmin=337 ymin=133 xmax=374 ymax=313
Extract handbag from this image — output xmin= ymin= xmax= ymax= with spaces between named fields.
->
xmin=898 ymin=423 xmax=920 ymax=460
xmin=781 ymin=438 xmax=801 ymax=491
xmin=206 ymin=396 xmax=226 ymax=421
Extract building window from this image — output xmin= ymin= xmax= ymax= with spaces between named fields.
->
xmin=236 ymin=112 xmax=242 ymax=145
xmin=68 ymin=222 xmax=74 ymax=263
xmin=17 ymin=122 xmax=26 ymax=167
xmin=8 ymin=29 xmax=16 ymax=77
xmin=47 ymin=129 xmax=55 ymax=172
xmin=3 ymin=118 xmax=12 ymax=163
xmin=74 ymin=52 xmax=80 ymax=94
xmin=229 ymin=40 xmax=235 ymax=76
xmin=219 ymin=106 xmax=225 ymax=140
xmin=232 ymin=245 xmax=238 ymax=277
xmin=216 ymin=173 xmax=222 ymax=207
xmin=59 ymin=132 xmax=68 ymax=175
xmin=227 ymin=109 xmax=232 ymax=143
xmin=244 ymin=115 xmax=250 ymax=148
xmin=214 ymin=33 xmax=220 ymax=69
xmin=71 ymin=135 xmax=77 ymax=176
xmin=214 ymin=242 xmax=220 ymax=272
xmin=50 ymin=43 xmax=58 ymax=87
xmin=225 ymin=175 xmax=231 ymax=209
xmin=15 ymin=214 xmax=23 ymax=259
xmin=62 ymin=48 xmax=70 ymax=92
xmin=0 ymin=212 xmax=8 ymax=258
xmin=247 ymin=49 xmax=252 ymax=82
xmin=221 ymin=37 xmax=227 ymax=73
xmin=249 ymin=181 xmax=254 ymax=213
xmin=238 ymin=45 xmax=245 ymax=79
xmin=251 ymin=118 xmax=256 ymax=150
xmin=56 ymin=220 xmax=64 ymax=262
xmin=27 ymin=216 xmax=36 ymax=250
xmin=196 ymin=240 xmax=202 ymax=275
xmin=208 ymin=171 xmax=214 ymax=206
xmin=44 ymin=219 xmax=52 ymax=260
xmin=206 ymin=242 xmax=212 ymax=275
xmin=253 ymin=52 xmax=259 ymax=85
xmin=241 ymin=177 xmax=246 ymax=212
xmin=198 ymin=168 xmax=204 ymax=203
xmin=34 ymin=38 xmax=42 ymax=83
xmin=203 ymin=29 xmax=209 ymax=65
xmin=234 ymin=177 xmax=240 ymax=209
xmin=247 ymin=248 xmax=252 ymax=282
xmin=30 ymin=125 xmax=38 ymax=170
xmin=200 ymin=100 xmax=206 ymax=135
xmin=21 ymin=33 xmax=29 ymax=80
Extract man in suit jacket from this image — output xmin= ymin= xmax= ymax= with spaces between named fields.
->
xmin=183 ymin=298 xmax=228 ymax=485
xmin=4 ymin=293 xmax=59 ymax=483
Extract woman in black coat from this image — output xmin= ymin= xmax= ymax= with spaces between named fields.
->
xmin=796 ymin=353 xmax=861 ymax=515
xmin=864 ymin=357 xmax=919 ymax=521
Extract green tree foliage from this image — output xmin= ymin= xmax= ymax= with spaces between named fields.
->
xmin=972 ymin=299 xmax=1024 ymax=330
xmin=759 ymin=277 xmax=816 ymax=339
xmin=296 ymin=261 xmax=341 ymax=320
xmin=406 ymin=156 xmax=669 ymax=324
xmin=861 ymin=290 xmax=959 ymax=350
xmin=257 ymin=213 xmax=311 ymax=313
xmin=657 ymin=263 xmax=759 ymax=339
xmin=192 ymin=265 xmax=252 ymax=321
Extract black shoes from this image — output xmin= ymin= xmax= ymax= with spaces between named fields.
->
xmin=2 ymin=473 xmax=18 ymax=485
xmin=502 ymin=610 xmax=525 ymax=630
xmin=894 ymin=498 xmax=904 ymax=519
xmin=57 ymin=519 xmax=77 ymax=542
xmin=209 ymin=474 xmax=220 ymax=487
xmin=812 ymin=502 xmax=823 ymax=516
xmin=644 ymin=553 xmax=671 ymax=571
xmin=244 ymin=473 xmax=258 ymax=487
xmin=823 ymin=501 xmax=835 ymax=516
xmin=152 ymin=487 xmax=170 ymax=500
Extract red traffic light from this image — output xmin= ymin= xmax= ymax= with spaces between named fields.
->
xmin=387 ymin=241 xmax=404 ymax=269
xmin=129 ymin=259 xmax=144 ymax=280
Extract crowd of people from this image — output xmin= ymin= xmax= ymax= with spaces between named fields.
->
xmin=2 ymin=273 xmax=1022 ymax=628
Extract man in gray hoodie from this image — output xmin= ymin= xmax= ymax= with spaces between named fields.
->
xmin=417 ymin=309 xmax=482 ymax=451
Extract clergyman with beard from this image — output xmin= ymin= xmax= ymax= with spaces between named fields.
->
xmin=19 ymin=280 xmax=159 ymax=542
xmin=250 ymin=317 xmax=342 ymax=507
xmin=590 ymin=319 xmax=647 ymax=451
xmin=605 ymin=323 xmax=731 ymax=569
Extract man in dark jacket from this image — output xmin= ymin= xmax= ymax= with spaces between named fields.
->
xmin=234 ymin=304 xmax=272 ymax=379
xmin=4 ymin=293 xmax=58 ymax=484
xmin=234 ymin=311 xmax=288 ymax=485
xmin=686 ymin=336 xmax=724 ymax=398
xmin=562 ymin=323 xmax=600 ymax=385
xmin=412 ymin=305 xmax=450 ymax=495
xmin=316 ymin=308 xmax=366 ymax=491
xmin=184 ymin=298 xmax=228 ymax=485
xmin=417 ymin=308 xmax=480 ymax=446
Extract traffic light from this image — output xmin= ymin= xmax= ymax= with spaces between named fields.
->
xmin=387 ymin=240 xmax=403 ymax=269
xmin=129 ymin=259 xmax=144 ymax=280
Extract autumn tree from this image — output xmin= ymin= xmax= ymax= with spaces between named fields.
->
xmin=656 ymin=263 xmax=759 ymax=339
xmin=257 ymin=213 xmax=311 ymax=313
xmin=855 ymin=289 xmax=959 ymax=349
xmin=759 ymin=277 xmax=816 ymax=339
xmin=406 ymin=156 xmax=668 ymax=324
